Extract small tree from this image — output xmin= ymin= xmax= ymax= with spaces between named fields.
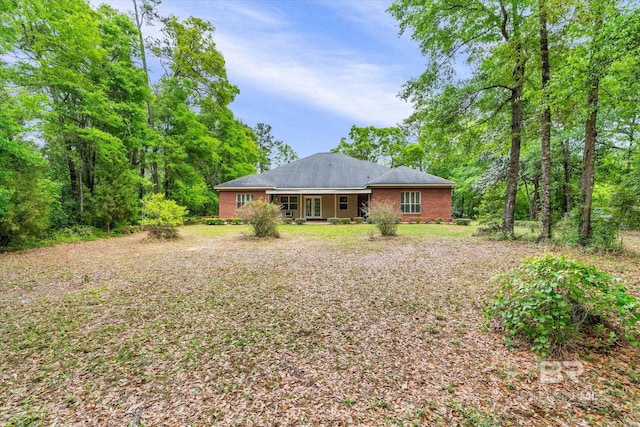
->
xmin=238 ymin=200 xmax=281 ymax=238
xmin=364 ymin=201 xmax=401 ymax=236
xmin=141 ymin=193 xmax=187 ymax=239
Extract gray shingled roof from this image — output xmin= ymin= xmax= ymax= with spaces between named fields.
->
xmin=215 ymin=152 xmax=454 ymax=189
xmin=366 ymin=166 xmax=455 ymax=186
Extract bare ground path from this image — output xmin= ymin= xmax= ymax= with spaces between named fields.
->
xmin=1 ymin=225 xmax=639 ymax=425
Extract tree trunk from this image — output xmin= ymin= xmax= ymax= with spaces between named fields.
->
xmin=503 ymin=47 xmax=525 ymax=237
xmin=578 ymin=76 xmax=599 ymax=244
xmin=561 ymin=139 xmax=571 ymax=215
xmin=133 ymin=0 xmax=159 ymax=193
xmin=532 ymin=174 xmax=540 ymax=221
xmin=539 ymin=0 xmax=552 ymax=240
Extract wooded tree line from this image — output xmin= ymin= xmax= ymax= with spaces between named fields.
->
xmin=390 ymin=0 xmax=640 ymax=243
xmin=0 ymin=0 xmax=296 ymax=246
xmin=335 ymin=0 xmax=639 ymax=244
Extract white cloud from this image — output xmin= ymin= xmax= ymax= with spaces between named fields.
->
xmin=205 ymin=1 xmax=412 ymax=126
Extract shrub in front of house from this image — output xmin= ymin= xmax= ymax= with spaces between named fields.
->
xmin=237 ymin=200 xmax=280 ymax=238
xmin=364 ymin=201 xmax=401 ymax=236
xmin=328 ymin=217 xmax=340 ymax=225
xmin=353 ymin=217 xmax=364 ymax=224
xmin=340 ymin=217 xmax=351 ymax=225
xmin=415 ymin=217 xmax=423 ymax=224
xmin=485 ymin=255 xmax=640 ymax=356
xmin=455 ymin=218 xmax=471 ymax=226
xmin=141 ymin=193 xmax=187 ymax=239
xmin=202 ymin=217 xmax=226 ymax=225
xmin=295 ymin=218 xmax=306 ymax=225
xmin=282 ymin=218 xmax=294 ymax=225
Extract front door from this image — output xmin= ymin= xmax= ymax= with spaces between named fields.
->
xmin=305 ymin=197 xmax=322 ymax=219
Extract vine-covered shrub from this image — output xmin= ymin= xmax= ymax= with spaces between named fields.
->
xmin=485 ymin=255 xmax=640 ymax=356
xmin=237 ymin=200 xmax=280 ymax=238
xmin=141 ymin=194 xmax=187 ymax=239
xmin=554 ymin=210 xmax=621 ymax=251
xmin=364 ymin=202 xmax=401 ymax=236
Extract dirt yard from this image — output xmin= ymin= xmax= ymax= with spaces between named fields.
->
xmin=1 ymin=224 xmax=639 ymax=426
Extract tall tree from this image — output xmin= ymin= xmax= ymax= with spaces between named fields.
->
xmin=538 ymin=0 xmax=552 ymax=240
xmin=389 ymin=0 xmax=531 ymax=236
xmin=253 ymin=123 xmax=298 ymax=172
xmin=132 ymin=0 xmax=161 ymax=192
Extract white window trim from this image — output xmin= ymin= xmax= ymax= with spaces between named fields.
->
xmin=401 ymin=191 xmax=421 ymax=214
xmin=236 ymin=193 xmax=254 ymax=209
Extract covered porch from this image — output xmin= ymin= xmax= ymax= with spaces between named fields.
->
xmin=268 ymin=190 xmax=370 ymax=220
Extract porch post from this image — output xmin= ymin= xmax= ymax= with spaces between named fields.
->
xmin=334 ymin=194 xmax=337 ymax=218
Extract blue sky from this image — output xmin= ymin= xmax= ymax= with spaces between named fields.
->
xmin=97 ymin=0 xmax=426 ymax=158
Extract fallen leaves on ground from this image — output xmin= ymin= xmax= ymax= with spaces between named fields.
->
xmin=1 ymin=225 xmax=638 ymax=426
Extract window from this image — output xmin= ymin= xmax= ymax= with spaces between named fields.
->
xmin=401 ymin=191 xmax=421 ymax=213
xmin=236 ymin=193 xmax=254 ymax=209
xmin=280 ymin=196 xmax=298 ymax=211
xmin=339 ymin=196 xmax=348 ymax=210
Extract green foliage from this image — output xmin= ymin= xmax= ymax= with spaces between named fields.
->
xmin=553 ymin=210 xmax=621 ymax=251
xmin=340 ymin=217 xmax=351 ymax=225
xmin=365 ymin=202 xmax=401 ymax=236
xmin=294 ymin=218 xmax=306 ymax=225
xmin=455 ymin=218 xmax=471 ymax=226
xmin=486 ymin=255 xmax=640 ymax=356
xmin=202 ymin=217 xmax=225 ymax=225
xmin=237 ymin=200 xmax=280 ymax=238
xmin=141 ymin=193 xmax=187 ymax=239
xmin=0 ymin=125 xmax=55 ymax=247
xmin=353 ymin=216 xmax=365 ymax=224
xmin=328 ymin=217 xmax=340 ymax=225
xmin=282 ymin=218 xmax=293 ymax=225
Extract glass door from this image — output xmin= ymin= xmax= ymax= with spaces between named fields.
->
xmin=305 ymin=197 xmax=322 ymax=218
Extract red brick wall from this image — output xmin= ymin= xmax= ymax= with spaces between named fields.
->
xmin=370 ymin=187 xmax=452 ymax=222
xmin=218 ymin=191 xmax=268 ymax=218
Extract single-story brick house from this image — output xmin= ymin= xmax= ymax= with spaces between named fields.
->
xmin=214 ymin=152 xmax=455 ymax=221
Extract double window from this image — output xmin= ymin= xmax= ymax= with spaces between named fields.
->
xmin=339 ymin=196 xmax=348 ymax=210
xmin=280 ymin=196 xmax=298 ymax=211
xmin=236 ymin=193 xmax=254 ymax=209
xmin=400 ymin=191 xmax=421 ymax=213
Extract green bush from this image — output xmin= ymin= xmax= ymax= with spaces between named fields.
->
xmin=225 ymin=218 xmax=244 ymax=225
xmin=434 ymin=217 xmax=442 ymax=224
xmin=353 ymin=217 xmax=365 ymax=224
xmin=340 ymin=217 xmax=351 ymax=225
xmin=553 ymin=210 xmax=621 ymax=251
xmin=328 ymin=217 xmax=340 ymax=225
xmin=485 ymin=255 xmax=640 ymax=356
xmin=141 ymin=194 xmax=187 ymax=239
xmin=295 ymin=218 xmax=306 ymax=225
xmin=415 ymin=217 xmax=423 ymax=224
xmin=364 ymin=202 xmax=401 ymax=236
xmin=282 ymin=218 xmax=294 ymax=225
xmin=237 ymin=200 xmax=280 ymax=238
xmin=455 ymin=218 xmax=471 ymax=226
xmin=201 ymin=217 xmax=226 ymax=225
